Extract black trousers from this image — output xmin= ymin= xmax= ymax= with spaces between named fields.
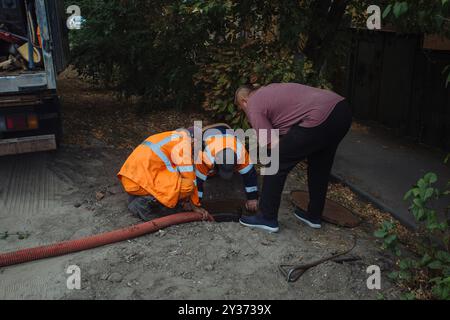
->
xmin=260 ymin=100 xmax=352 ymax=220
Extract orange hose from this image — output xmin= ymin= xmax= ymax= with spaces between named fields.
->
xmin=0 ymin=212 xmax=214 ymax=268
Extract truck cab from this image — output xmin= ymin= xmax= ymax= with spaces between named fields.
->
xmin=0 ymin=0 xmax=69 ymax=156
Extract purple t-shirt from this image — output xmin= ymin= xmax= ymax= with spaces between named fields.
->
xmin=246 ymin=83 xmax=345 ymax=141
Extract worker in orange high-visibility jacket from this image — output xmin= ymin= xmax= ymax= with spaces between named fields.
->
xmin=118 ymin=130 xmax=207 ymax=221
xmin=192 ymin=125 xmax=259 ymax=212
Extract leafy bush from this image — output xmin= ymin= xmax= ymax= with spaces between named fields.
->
xmin=382 ymin=0 xmax=450 ymax=37
xmin=194 ymin=43 xmax=330 ymax=128
xmin=67 ymin=0 xmax=450 ymax=121
xmin=375 ymin=172 xmax=450 ymax=300
xmin=68 ymin=0 xmax=211 ymax=109
xmin=67 ymin=0 xmax=348 ymax=117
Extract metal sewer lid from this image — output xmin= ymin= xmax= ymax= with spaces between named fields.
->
xmin=291 ymin=190 xmax=362 ymax=228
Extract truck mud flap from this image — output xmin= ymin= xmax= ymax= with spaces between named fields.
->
xmin=0 ymin=134 xmax=56 ymax=156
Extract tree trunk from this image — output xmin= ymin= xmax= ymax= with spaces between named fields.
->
xmin=303 ymin=0 xmax=350 ymax=71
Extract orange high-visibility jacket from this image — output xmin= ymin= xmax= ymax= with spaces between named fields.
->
xmin=118 ymin=131 xmax=198 ymax=208
xmin=194 ymin=133 xmax=257 ymax=204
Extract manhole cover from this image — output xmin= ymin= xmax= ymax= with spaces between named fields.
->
xmin=291 ymin=191 xmax=361 ymax=228
xmin=202 ymin=199 xmax=247 ymax=223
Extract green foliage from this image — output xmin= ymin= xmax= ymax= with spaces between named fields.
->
xmin=68 ymin=0 xmax=212 ymax=109
xmin=194 ymin=43 xmax=330 ymax=128
xmin=382 ymin=0 xmax=450 ymax=36
xmin=186 ymin=0 xmax=338 ymax=126
xmin=67 ymin=0 xmax=450 ymax=120
xmin=374 ymin=220 xmax=401 ymax=256
xmin=375 ymin=172 xmax=450 ymax=300
xmin=383 ymin=1 xmax=409 ymax=19
xmin=68 ymin=0 xmax=337 ymax=118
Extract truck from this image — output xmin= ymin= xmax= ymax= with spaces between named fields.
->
xmin=0 ymin=0 xmax=69 ymax=156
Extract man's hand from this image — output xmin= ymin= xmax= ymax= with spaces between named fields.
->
xmin=245 ymin=200 xmax=259 ymax=212
xmin=192 ymin=205 xmax=210 ymax=220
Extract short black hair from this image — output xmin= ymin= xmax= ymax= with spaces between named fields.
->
xmin=234 ymin=85 xmax=255 ymax=106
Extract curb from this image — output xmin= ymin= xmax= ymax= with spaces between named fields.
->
xmin=330 ymin=172 xmax=417 ymax=230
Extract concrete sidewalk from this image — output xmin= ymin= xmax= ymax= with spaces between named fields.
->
xmin=333 ymin=124 xmax=450 ymax=229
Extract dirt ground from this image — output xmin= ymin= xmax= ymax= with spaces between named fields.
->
xmin=0 ymin=71 xmax=404 ymax=300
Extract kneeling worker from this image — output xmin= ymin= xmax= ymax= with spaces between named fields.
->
xmin=194 ymin=124 xmax=259 ymax=212
xmin=118 ymin=130 xmax=207 ymax=221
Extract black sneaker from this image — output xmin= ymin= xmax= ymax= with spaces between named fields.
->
xmin=294 ymin=207 xmax=322 ymax=229
xmin=240 ymin=213 xmax=280 ymax=233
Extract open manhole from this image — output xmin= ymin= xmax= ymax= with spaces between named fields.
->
xmin=291 ymin=191 xmax=362 ymax=228
xmin=202 ymin=199 xmax=248 ymax=223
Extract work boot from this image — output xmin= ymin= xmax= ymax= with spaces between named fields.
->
xmin=239 ymin=213 xmax=279 ymax=233
xmin=294 ymin=207 xmax=322 ymax=229
xmin=128 ymin=195 xmax=160 ymax=222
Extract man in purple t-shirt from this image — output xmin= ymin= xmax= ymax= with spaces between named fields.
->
xmin=235 ymin=83 xmax=352 ymax=233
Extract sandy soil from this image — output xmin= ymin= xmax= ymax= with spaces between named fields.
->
xmin=0 ymin=71 xmax=403 ymax=300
